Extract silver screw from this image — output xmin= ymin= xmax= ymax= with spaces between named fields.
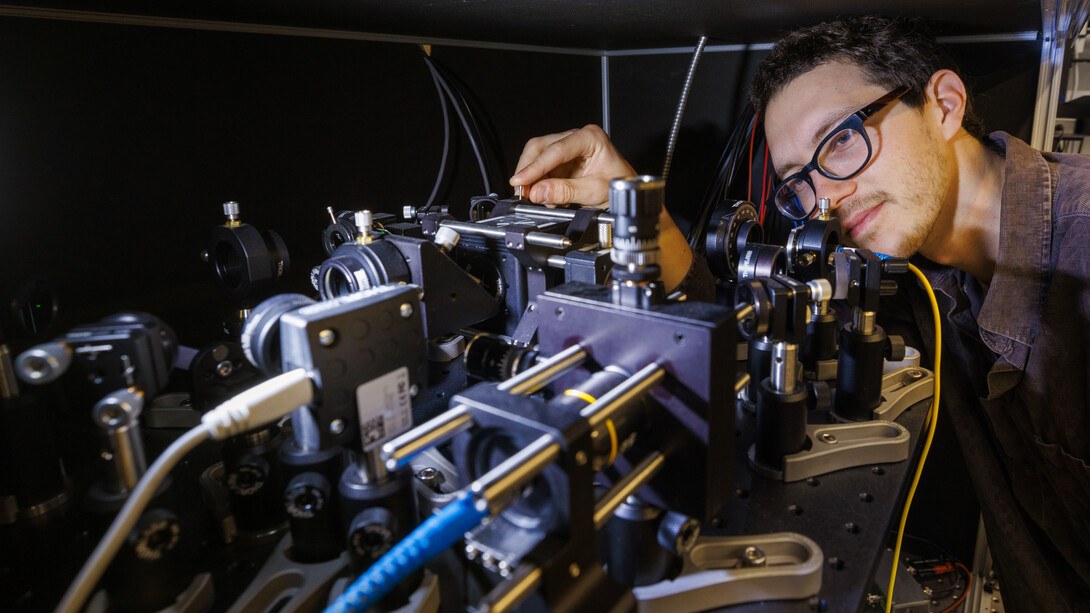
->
xmin=820 ymin=432 xmax=838 ymax=444
xmin=400 ymin=303 xmax=414 ymax=319
xmin=743 ymin=546 xmax=767 ymax=567
xmin=329 ymin=419 xmax=345 ymax=435
xmin=318 ymin=329 xmax=336 ymax=346
xmin=410 ymin=384 xmax=420 ymax=397
xmin=216 ymin=360 xmax=234 ymax=378
xmin=223 ymin=201 xmax=240 ymax=221
xmin=905 ymin=369 xmax=925 ymax=382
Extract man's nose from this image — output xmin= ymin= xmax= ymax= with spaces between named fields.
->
xmin=809 ymin=171 xmax=857 ymax=210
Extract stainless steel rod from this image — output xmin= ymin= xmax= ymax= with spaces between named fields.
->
xmin=470 ymin=435 xmax=560 ymax=512
xmin=380 ymin=406 xmax=474 ymax=471
xmin=438 ymin=220 xmax=571 ymax=249
xmin=593 ymin=452 xmax=665 ymax=529
xmin=580 ymin=363 xmax=665 ymax=428
xmin=497 ymin=344 xmax=587 ymax=395
xmin=476 ymin=563 xmax=543 ymax=613
xmin=736 ymin=303 xmax=755 ymax=323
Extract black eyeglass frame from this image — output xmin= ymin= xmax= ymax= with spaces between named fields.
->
xmin=771 ymin=86 xmax=910 ymax=220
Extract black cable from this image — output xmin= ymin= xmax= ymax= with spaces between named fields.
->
xmin=430 ymin=57 xmax=506 ymax=196
xmin=686 ymin=102 xmax=757 ymax=252
xmin=422 ymin=51 xmax=454 ymax=212
xmin=421 ymin=54 xmax=493 ymax=194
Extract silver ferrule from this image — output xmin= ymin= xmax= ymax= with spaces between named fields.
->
xmin=381 ymin=406 xmax=474 ymax=471
xmin=853 ymin=308 xmax=877 ymax=335
xmin=92 ymin=388 xmax=147 ymax=493
xmin=355 ymin=210 xmax=373 ymax=240
xmin=817 ymin=198 xmax=831 ymax=220
xmin=770 ymin=342 xmax=799 ymax=393
xmin=546 ymin=254 xmax=567 ymax=269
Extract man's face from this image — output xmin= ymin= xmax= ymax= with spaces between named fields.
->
xmin=764 ymin=62 xmax=951 ymax=256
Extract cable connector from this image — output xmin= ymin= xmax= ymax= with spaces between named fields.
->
xmin=201 ymin=368 xmax=313 ymax=440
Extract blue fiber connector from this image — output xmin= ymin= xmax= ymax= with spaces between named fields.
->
xmin=324 ymin=494 xmax=489 ymax=613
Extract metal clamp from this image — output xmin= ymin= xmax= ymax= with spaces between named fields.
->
xmin=749 ymin=420 xmax=910 ymax=482
xmin=633 ymin=532 xmax=822 ymax=613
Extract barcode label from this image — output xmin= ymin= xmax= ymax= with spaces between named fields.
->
xmin=356 ymin=366 xmax=413 ymax=448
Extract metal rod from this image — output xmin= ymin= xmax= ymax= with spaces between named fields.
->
xmin=381 ymin=406 xmax=474 ymax=471
xmin=526 ymin=232 xmax=572 ymax=249
xmin=509 ymin=204 xmax=614 ymax=225
xmin=511 ymin=204 xmax=580 ymax=219
xmin=438 ymin=220 xmax=572 ymax=250
xmin=734 ymin=372 xmax=751 ymax=395
xmin=770 ymin=342 xmax=799 ymax=394
xmin=593 ymin=452 xmax=665 ymax=529
xmin=580 ymin=363 xmax=665 ymax=428
xmin=470 ymin=435 xmax=560 ymax=512
xmin=546 ymin=255 xmax=566 ymax=269
xmin=735 ymin=303 xmax=755 ymax=323
xmin=477 ymin=563 xmax=543 ymax=613
xmin=497 ymin=344 xmax=587 ymax=395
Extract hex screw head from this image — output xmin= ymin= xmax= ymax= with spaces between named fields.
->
xmin=318 ymin=329 xmax=336 ymax=346
xmin=400 ymin=303 xmax=414 ymax=319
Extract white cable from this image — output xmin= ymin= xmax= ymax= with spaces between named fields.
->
xmin=55 ymin=368 xmax=314 ymax=613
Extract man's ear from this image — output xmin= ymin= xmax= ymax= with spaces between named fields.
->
xmin=926 ymin=69 xmax=968 ymax=141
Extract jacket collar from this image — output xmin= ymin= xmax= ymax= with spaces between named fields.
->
xmin=974 ymin=132 xmax=1052 ymax=365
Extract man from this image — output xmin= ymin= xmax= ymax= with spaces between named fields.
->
xmin=510 ymin=16 xmax=1090 ymax=611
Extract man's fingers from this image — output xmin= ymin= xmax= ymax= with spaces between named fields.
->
xmin=511 ymin=130 xmax=578 ymax=185
xmin=510 ymin=129 xmax=603 ymax=187
xmin=528 ymin=178 xmax=609 ymax=207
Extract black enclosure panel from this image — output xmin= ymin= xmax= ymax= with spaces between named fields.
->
xmin=0 ymin=17 xmax=600 ymax=346
xmin=1 ymin=1 xmax=1043 ymax=49
xmin=608 ymin=48 xmax=770 ymax=237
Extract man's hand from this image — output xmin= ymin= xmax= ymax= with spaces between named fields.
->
xmin=509 ymin=124 xmax=634 ymax=208
xmin=509 ymin=124 xmax=696 ymax=293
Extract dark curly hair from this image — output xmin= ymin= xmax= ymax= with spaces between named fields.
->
xmin=749 ymin=16 xmax=987 ymax=140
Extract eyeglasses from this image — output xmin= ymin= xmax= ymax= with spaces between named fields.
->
xmin=771 ymin=86 xmax=909 ymax=220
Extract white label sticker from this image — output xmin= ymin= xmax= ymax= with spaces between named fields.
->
xmin=356 ymin=366 xmax=413 ymax=447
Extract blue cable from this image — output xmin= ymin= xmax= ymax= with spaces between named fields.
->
xmin=324 ymin=494 xmax=490 ymax=613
